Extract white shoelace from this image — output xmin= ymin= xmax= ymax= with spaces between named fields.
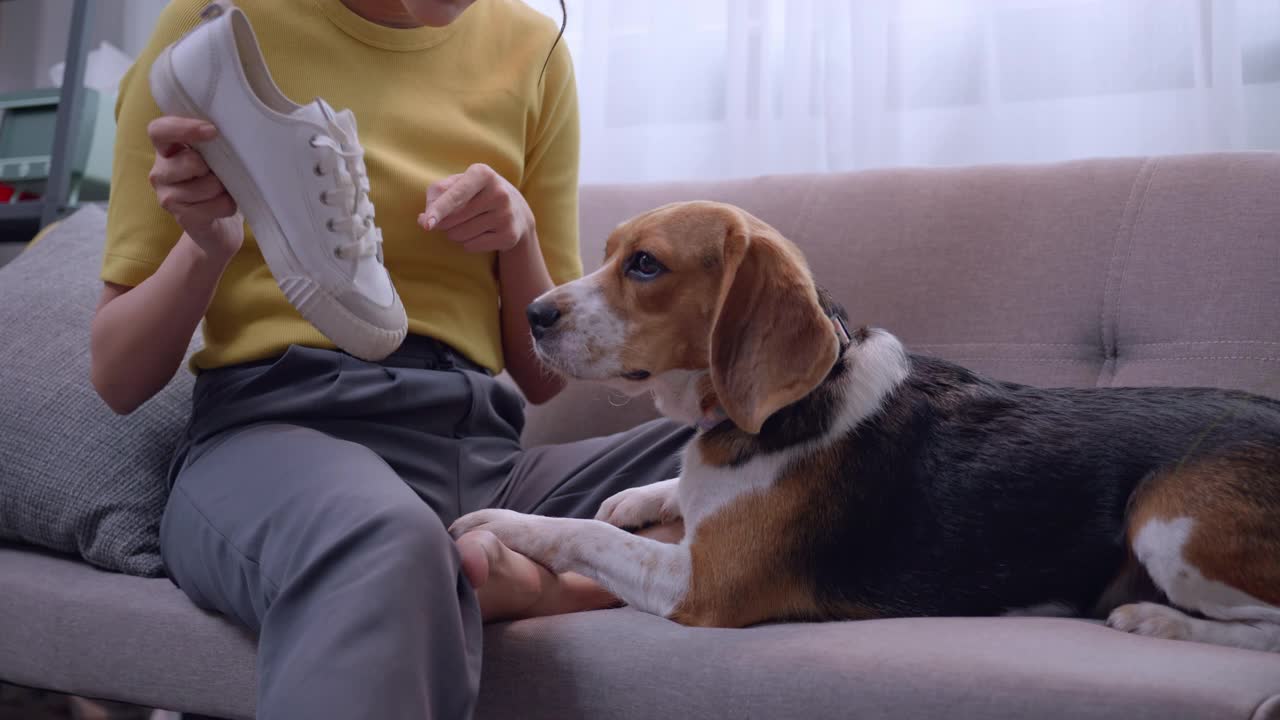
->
xmin=310 ymin=133 xmax=382 ymax=261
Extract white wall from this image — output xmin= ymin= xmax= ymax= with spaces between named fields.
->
xmin=0 ymin=0 xmax=165 ymax=94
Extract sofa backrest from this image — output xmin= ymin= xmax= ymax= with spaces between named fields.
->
xmin=522 ymin=153 xmax=1280 ymax=446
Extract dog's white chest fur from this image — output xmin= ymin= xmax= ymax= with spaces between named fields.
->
xmin=678 ymin=446 xmax=788 ymax=540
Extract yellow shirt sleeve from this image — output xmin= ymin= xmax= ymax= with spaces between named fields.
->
xmin=101 ymin=1 xmax=205 ymax=288
xmin=522 ymin=38 xmax=583 ymax=287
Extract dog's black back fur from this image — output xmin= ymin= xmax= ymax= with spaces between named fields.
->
xmin=800 ymin=351 xmax=1280 ymax=619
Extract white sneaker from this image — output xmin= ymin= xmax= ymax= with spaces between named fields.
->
xmin=149 ymin=0 xmax=406 ymax=361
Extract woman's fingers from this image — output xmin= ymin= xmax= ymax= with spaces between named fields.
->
xmin=443 ymin=211 xmax=497 ymax=245
xmin=163 ymin=192 xmax=238 ymax=228
xmin=146 ymin=116 xmax=217 ymax=157
xmin=148 ymin=148 xmax=212 ymax=187
xmin=159 ymin=173 xmax=227 ymax=207
xmin=421 ymin=164 xmax=494 ymax=230
xmin=435 ymin=190 xmax=499 ymax=232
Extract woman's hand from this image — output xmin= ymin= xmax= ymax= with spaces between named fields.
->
xmin=146 ymin=116 xmax=243 ymax=262
xmin=419 ymin=163 xmax=534 ymax=253
xmin=421 ymin=164 xmax=563 ymax=402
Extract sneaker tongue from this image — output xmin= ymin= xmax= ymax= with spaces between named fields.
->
xmin=314 ymin=97 xmax=339 ymax=125
xmin=292 ymin=98 xmax=350 ymax=142
xmin=332 ymin=108 xmax=359 ymax=140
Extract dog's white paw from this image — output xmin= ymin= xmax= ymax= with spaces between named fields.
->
xmin=449 ymin=509 xmax=571 ymax=572
xmin=595 ymin=479 xmax=681 ymax=529
xmin=1106 ymin=602 xmax=1193 ymax=641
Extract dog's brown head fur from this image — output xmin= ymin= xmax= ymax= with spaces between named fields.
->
xmin=529 ymin=200 xmax=838 ymax=434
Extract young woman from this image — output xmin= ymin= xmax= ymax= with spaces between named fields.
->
xmin=91 ymin=1 xmax=689 ymax=717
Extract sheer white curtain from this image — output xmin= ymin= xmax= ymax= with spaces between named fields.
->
xmin=525 ymin=0 xmax=1280 ymax=184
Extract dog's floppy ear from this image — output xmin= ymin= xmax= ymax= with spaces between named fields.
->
xmin=709 ymin=215 xmax=838 ymax=434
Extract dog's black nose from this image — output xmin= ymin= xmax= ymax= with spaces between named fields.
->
xmin=526 ymin=301 xmax=562 ymax=339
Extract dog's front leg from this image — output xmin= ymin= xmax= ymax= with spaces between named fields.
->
xmin=595 ymin=477 xmax=682 ymax=529
xmin=449 ymin=509 xmax=690 ymax=618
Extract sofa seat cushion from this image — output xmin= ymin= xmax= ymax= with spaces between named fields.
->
xmin=2 ymin=542 xmax=1277 ymax=720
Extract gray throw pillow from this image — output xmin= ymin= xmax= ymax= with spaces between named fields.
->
xmin=0 ymin=205 xmax=197 ymax=576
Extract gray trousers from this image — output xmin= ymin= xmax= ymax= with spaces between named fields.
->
xmin=161 ymin=337 xmax=691 ymax=720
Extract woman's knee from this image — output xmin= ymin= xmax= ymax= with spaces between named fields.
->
xmin=351 ymin=497 xmax=458 ymax=565
xmin=162 ymin=424 xmax=461 ymax=614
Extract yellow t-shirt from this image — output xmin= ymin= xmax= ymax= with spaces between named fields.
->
xmin=103 ymin=0 xmax=582 ymax=373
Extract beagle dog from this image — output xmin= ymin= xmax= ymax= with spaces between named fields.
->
xmin=450 ymin=201 xmax=1280 ymax=652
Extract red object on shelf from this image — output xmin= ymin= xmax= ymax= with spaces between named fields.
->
xmin=0 ymin=183 xmax=41 ymax=204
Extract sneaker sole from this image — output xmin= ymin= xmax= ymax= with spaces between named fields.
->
xmin=149 ymin=45 xmax=407 ymax=362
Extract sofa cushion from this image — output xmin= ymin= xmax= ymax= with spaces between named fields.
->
xmin=1 ymin=542 xmax=1278 ymax=720
xmin=0 ymin=206 xmax=196 ymax=576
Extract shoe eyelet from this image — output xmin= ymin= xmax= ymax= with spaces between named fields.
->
xmin=313 ymin=163 xmax=324 ymax=177
xmin=333 ymin=248 xmax=343 ymax=259
xmin=326 ymin=218 xmax=336 ymax=232
xmin=308 ymin=134 xmax=320 ymax=148
xmin=319 ymin=191 xmax=328 ymax=205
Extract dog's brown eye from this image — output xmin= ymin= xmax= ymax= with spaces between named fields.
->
xmin=625 ymin=251 xmax=665 ymax=281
